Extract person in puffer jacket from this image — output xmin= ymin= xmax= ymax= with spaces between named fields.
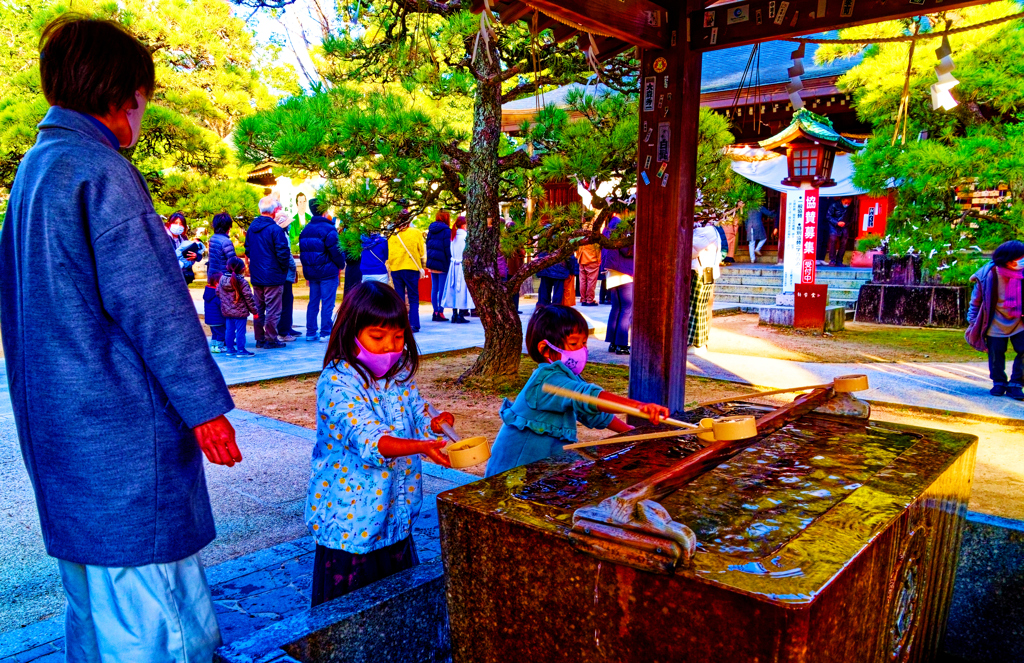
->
xmin=219 ymin=257 xmax=259 ymax=357
xmin=299 ymin=199 xmax=347 ymax=341
xmin=425 ymin=210 xmax=452 ymax=321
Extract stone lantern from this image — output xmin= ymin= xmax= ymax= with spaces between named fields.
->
xmin=759 ymin=109 xmax=862 ymax=189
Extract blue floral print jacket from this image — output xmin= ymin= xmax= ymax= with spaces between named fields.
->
xmin=306 ymin=360 xmax=437 ymax=554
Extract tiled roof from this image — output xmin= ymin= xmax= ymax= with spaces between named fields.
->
xmin=501 ymin=36 xmax=863 ymax=113
xmin=700 ymin=33 xmax=863 ymax=94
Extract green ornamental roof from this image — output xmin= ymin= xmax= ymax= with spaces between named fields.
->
xmin=759 ymin=108 xmax=863 ymax=154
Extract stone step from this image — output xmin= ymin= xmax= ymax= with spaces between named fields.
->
xmin=716 ymin=275 xmax=780 ymax=286
xmin=716 ymin=284 xmax=782 ymax=296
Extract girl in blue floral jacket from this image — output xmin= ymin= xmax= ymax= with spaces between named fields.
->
xmin=307 ymin=281 xmax=453 ymax=606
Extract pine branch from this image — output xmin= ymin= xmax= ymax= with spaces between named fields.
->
xmin=497 ymin=149 xmax=540 ymax=172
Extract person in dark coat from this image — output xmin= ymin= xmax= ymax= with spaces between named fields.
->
xmin=602 ymin=216 xmax=635 ymax=354
xmin=536 ymin=252 xmax=571 ymax=307
xmin=244 ymin=196 xmax=292 ymax=348
xmin=745 ymin=204 xmax=776 ymax=263
xmin=425 ymin=210 xmax=453 ymax=321
xmin=0 ymin=17 xmax=240 ymax=660
xmin=204 ymin=212 xmax=235 ymax=354
xmin=299 ymin=199 xmax=347 ymax=341
xmin=825 ymin=197 xmax=853 ymax=267
xmin=966 ymin=240 xmax=1024 ymax=400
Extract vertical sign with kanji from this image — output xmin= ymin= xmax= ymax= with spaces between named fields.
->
xmin=802 ymin=189 xmax=819 ymax=284
xmin=782 ymin=190 xmax=805 ymax=293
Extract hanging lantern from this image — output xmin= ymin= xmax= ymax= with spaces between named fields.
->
xmin=759 ymin=109 xmax=863 ymax=188
xmin=930 ymin=35 xmax=960 ymax=111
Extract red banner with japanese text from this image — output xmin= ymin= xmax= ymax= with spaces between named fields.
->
xmin=802 ymin=189 xmax=819 ymax=284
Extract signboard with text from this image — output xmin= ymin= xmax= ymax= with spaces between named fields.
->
xmin=794 ymin=283 xmax=829 ymax=330
xmin=801 ymin=189 xmax=819 ymax=285
xmin=782 ymin=190 xmax=805 ymax=293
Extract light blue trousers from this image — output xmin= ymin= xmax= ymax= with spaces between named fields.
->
xmin=58 ymin=553 xmax=221 ymax=663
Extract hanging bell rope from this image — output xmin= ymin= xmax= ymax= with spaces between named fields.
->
xmin=891 ymin=22 xmax=920 ymax=146
xmin=472 ymin=0 xmax=496 ymax=65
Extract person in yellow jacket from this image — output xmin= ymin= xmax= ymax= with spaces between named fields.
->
xmin=387 ymin=211 xmax=427 ymax=332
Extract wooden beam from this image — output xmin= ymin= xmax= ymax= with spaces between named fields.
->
xmin=513 ymin=0 xmax=671 ymax=50
xmin=498 ymin=2 xmax=534 ymax=24
xmin=691 ymin=0 xmax=1003 ymax=52
xmin=629 ymin=2 xmax=702 ymax=414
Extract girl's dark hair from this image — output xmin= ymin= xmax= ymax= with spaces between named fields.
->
xmin=323 ymin=281 xmax=419 ymax=384
xmin=452 ymin=215 xmax=467 ymax=242
xmin=212 ymin=212 xmax=232 ymax=234
xmin=39 ymin=16 xmax=155 ymax=117
xmin=226 ymin=256 xmax=246 ymax=304
xmin=525 ymin=305 xmax=589 ymax=364
xmin=992 ymin=240 xmax=1024 ymax=267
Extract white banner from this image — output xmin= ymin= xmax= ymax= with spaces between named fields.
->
xmin=782 ymin=190 xmax=806 ymax=294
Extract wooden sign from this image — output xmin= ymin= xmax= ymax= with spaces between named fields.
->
xmin=802 ymin=189 xmax=819 ymax=284
xmin=794 ymin=283 xmax=829 ymax=330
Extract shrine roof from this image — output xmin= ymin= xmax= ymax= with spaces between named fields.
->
xmin=758 ymin=108 xmax=865 ymax=152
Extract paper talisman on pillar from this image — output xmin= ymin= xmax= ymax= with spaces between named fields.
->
xmin=802 ymin=189 xmax=819 ymax=284
xmin=643 ymin=77 xmax=657 ymax=112
xmin=657 ymin=123 xmax=671 ymax=163
xmin=794 ymin=283 xmax=829 ymax=331
xmin=782 ymin=190 xmax=805 ymax=293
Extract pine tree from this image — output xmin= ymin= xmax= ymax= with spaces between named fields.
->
xmin=237 ymin=2 xmax=646 ymax=379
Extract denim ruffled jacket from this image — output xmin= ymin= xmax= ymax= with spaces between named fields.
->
xmin=499 ymin=361 xmax=614 ymax=442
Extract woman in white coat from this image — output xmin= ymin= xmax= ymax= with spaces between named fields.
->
xmin=442 ymin=216 xmax=473 ymax=324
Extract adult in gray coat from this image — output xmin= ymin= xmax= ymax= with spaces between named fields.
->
xmin=0 ymin=17 xmax=241 ymax=662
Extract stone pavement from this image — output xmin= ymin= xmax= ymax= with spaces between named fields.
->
xmin=587 ymin=345 xmax=1021 ymax=419
xmin=0 ymin=414 xmax=478 ymax=661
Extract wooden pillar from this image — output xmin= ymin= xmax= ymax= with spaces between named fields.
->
xmin=629 ymin=3 xmax=703 ymax=414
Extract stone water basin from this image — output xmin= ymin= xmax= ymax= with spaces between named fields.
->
xmin=439 ymin=403 xmax=977 ymax=663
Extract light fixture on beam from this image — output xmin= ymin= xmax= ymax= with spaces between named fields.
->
xmin=930 ymin=35 xmax=959 ymax=111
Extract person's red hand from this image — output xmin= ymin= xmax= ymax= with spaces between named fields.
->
xmin=194 ymin=415 xmax=242 ymax=467
xmin=638 ymin=403 xmax=669 ymax=426
xmin=185 ymin=251 xmax=197 ymax=261
xmin=430 ymin=412 xmax=455 ymax=433
xmin=423 ymin=439 xmax=452 ymax=468
xmin=838 ymin=221 xmax=845 ymax=227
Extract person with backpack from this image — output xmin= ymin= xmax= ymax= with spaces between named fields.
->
xmin=299 ymin=199 xmax=347 ymax=342
xmin=425 ymin=210 xmax=453 ymax=321
xmin=388 ymin=211 xmax=426 ymax=332
xmin=360 ymin=233 xmax=390 ymax=284
xmin=219 ymin=257 xmax=259 ymax=358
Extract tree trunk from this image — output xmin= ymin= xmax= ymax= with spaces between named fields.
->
xmin=460 ymin=42 xmax=524 ymax=380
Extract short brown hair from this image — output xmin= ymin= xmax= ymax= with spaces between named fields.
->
xmin=39 ymin=15 xmax=155 ymax=116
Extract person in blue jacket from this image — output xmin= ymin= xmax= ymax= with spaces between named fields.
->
xmin=0 ymin=17 xmax=241 ymax=660
xmin=360 ymin=233 xmax=390 ymax=283
xmin=244 ymin=196 xmax=292 ymax=349
xmin=299 ymin=198 xmax=347 ymax=341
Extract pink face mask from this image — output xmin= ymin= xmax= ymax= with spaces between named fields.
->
xmin=355 ymin=337 xmax=404 ymax=378
xmin=546 ymin=342 xmax=589 ymax=376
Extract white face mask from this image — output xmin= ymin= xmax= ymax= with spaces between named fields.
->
xmin=169 ymin=223 xmax=184 ymax=236
xmin=124 ymin=90 xmax=147 ymax=148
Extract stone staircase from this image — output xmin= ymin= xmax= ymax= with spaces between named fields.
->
xmin=716 ymin=263 xmax=872 ymax=312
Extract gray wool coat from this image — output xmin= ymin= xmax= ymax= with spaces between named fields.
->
xmin=0 ymin=107 xmax=235 ymax=567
